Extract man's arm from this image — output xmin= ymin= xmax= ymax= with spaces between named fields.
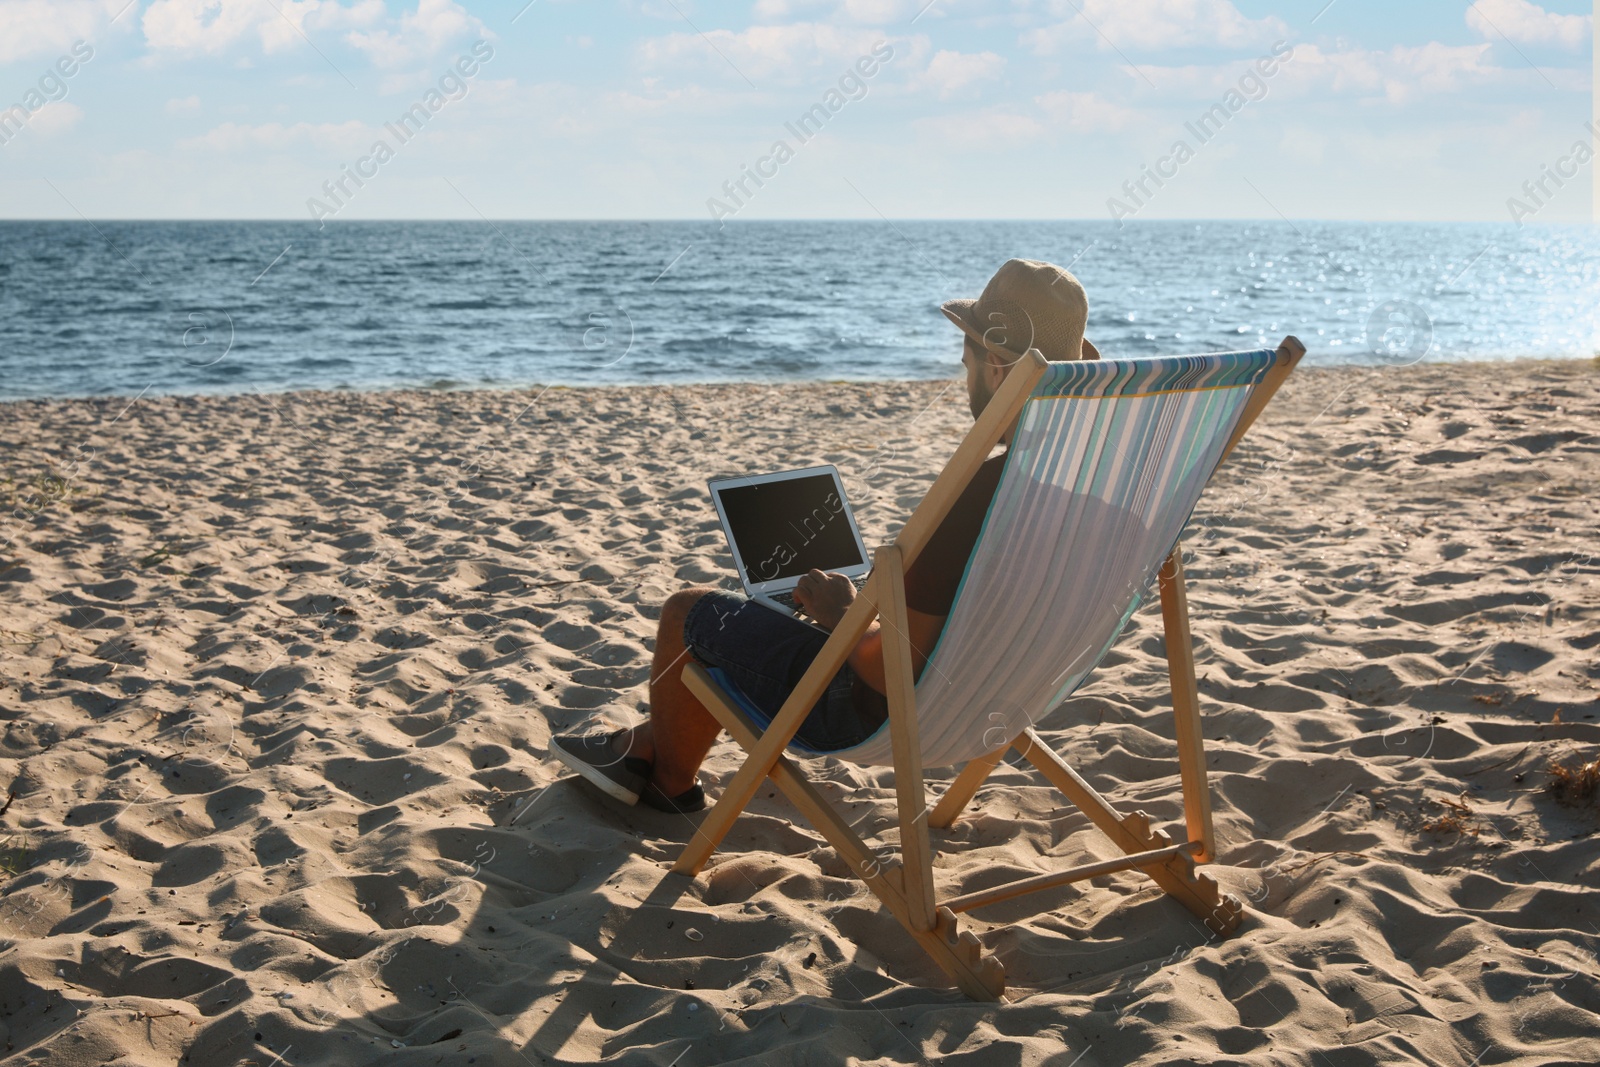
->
xmin=840 ymin=607 xmax=947 ymax=694
xmin=792 ymin=569 xmax=945 ymax=694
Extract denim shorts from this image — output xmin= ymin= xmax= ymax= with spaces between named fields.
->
xmin=682 ymin=591 xmax=878 ymax=754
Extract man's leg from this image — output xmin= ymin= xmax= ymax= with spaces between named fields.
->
xmin=617 ymin=587 xmax=722 ymax=796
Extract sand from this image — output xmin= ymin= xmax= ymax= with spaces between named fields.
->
xmin=1 ymin=358 xmax=1597 ymax=1066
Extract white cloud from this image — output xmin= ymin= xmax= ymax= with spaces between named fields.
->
xmin=1035 ymin=90 xmax=1138 ymax=131
xmin=1261 ymin=44 xmax=1382 ymax=96
xmin=910 ymin=49 xmax=1004 ymax=99
xmin=0 ymin=0 xmax=123 ymax=63
xmin=144 ymin=0 xmax=262 ymax=53
xmin=27 ymin=100 xmax=85 ymax=134
xmin=638 ymin=22 xmax=894 ymax=84
xmin=165 ymin=94 xmax=202 ymax=114
xmin=345 ymin=0 xmax=488 ymax=69
xmin=179 ymin=118 xmax=373 ymax=152
xmin=752 ymin=0 xmax=920 ymax=23
xmin=1143 ymin=42 xmax=1503 ymax=105
xmin=1025 ymin=0 xmax=1289 ymax=54
xmin=142 ymin=0 xmax=382 ymax=55
xmin=1467 ymin=0 xmax=1591 ymax=49
xmin=260 ymin=0 xmax=384 ymax=53
xmin=1384 ymin=41 xmax=1498 ymax=100
xmin=1134 ymin=46 xmax=1368 ymax=102
xmin=1275 ymin=42 xmax=1498 ymax=104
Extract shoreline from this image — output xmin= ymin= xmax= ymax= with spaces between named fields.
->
xmin=0 ymin=352 xmax=1594 ymax=407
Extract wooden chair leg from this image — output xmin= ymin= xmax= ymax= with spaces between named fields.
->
xmin=875 ymin=545 xmax=936 ymax=932
xmin=680 ymin=663 xmax=1006 ymax=999
xmin=1159 ymin=545 xmax=1216 ymax=862
xmin=929 ymin=745 xmax=1008 ymax=828
xmin=1015 ymin=729 xmax=1242 ymax=935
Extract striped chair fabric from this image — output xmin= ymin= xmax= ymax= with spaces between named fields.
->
xmin=831 ymin=348 xmax=1279 ymax=767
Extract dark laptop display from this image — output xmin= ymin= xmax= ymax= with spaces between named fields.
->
xmin=714 ymin=473 xmax=866 ymax=583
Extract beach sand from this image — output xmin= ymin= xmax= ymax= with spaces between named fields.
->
xmin=1 ymin=358 xmax=1597 ymax=1066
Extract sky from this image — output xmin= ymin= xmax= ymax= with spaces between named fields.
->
xmin=0 ymin=0 xmax=1594 ymax=222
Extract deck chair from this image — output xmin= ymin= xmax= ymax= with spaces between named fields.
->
xmin=673 ymin=337 xmax=1305 ymax=1000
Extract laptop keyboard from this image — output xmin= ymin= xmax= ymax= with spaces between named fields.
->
xmin=767 ymin=575 xmax=868 ymax=611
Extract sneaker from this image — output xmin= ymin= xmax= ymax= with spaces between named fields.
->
xmin=639 ymin=780 xmax=707 ymax=814
xmin=551 ymin=731 xmax=652 ymax=806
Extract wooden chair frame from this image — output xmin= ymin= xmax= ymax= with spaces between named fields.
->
xmin=673 ymin=337 xmax=1306 ymax=999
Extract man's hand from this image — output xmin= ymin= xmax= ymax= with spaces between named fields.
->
xmin=792 ymin=569 xmax=855 ymax=630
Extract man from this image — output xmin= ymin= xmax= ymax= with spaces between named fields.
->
xmin=553 ymin=259 xmax=1095 ymax=813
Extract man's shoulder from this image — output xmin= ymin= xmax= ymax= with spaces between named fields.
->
xmin=977 ymin=450 xmax=1008 ymax=481
xmin=951 ymin=451 xmax=1007 ymax=512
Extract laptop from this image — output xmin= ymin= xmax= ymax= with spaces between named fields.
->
xmin=708 ymin=464 xmax=871 ymax=625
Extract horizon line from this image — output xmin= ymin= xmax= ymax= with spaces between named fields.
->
xmin=0 ymin=216 xmax=1593 ymax=225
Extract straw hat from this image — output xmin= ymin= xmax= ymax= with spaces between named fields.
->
xmin=942 ymin=259 xmax=1091 ymax=363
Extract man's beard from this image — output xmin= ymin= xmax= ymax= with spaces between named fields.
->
xmin=968 ymin=375 xmax=995 ymax=421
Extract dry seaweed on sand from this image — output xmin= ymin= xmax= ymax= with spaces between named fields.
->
xmin=1420 ymin=793 xmax=1483 ymax=837
xmin=1547 ymin=752 xmax=1600 ymax=807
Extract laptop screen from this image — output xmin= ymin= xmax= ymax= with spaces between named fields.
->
xmin=715 ymin=473 xmax=866 ymax=583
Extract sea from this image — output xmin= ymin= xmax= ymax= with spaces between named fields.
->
xmin=1 ymin=220 xmax=1596 ymax=400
